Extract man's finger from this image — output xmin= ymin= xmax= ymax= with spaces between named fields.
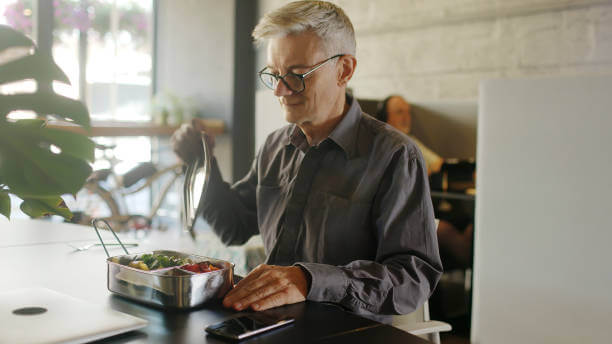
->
xmin=229 ymin=281 xmax=287 ymax=311
xmin=223 ymin=265 xmax=269 ymax=306
xmin=232 ymin=271 xmax=274 ymax=296
xmin=233 ymin=264 xmax=270 ymax=289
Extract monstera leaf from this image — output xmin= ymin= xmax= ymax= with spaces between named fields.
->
xmin=0 ymin=25 xmax=94 ymax=220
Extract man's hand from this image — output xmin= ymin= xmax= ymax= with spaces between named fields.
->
xmin=223 ymin=264 xmax=308 ymax=311
xmin=171 ymin=118 xmax=214 ymax=164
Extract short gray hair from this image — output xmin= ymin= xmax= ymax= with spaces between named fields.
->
xmin=252 ymin=1 xmax=356 ymax=56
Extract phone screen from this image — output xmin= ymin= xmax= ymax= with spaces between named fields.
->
xmin=205 ymin=314 xmax=295 ymax=340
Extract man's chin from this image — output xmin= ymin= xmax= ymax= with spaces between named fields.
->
xmin=283 ymin=109 xmax=304 ymax=124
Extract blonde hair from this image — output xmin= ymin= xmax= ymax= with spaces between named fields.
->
xmin=252 ymin=1 xmax=356 ymax=56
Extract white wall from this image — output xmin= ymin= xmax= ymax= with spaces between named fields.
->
xmin=254 ymin=2 xmax=286 ymax=151
xmin=156 ymin=0 xmax=235 ymax=180
xmin=258 ymin=0 xmax=612 ymax=102
xmin=472 ymin=74 xmax=612 ymax=343
xmin=255 ymin=89 xmax=285 ymax=151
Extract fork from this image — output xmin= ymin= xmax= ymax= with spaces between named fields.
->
xmin=68 ymin=243 xmax=138 ymax=251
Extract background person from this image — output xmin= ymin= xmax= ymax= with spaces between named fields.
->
xmin=376 ymin=95 xmax=473 ymax=270
xmin=376 ymin=95 xmax=444 ymax=176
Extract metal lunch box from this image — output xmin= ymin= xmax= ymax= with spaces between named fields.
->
xmin=105 ymin=250 xmax=233 ymax=308
xmin=94 ymin=133 xmax=231 ymax=309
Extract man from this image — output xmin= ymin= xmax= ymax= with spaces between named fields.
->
xmin=172 ymin=1 xmax=442 ymax=322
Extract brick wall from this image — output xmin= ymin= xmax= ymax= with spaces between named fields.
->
xmin=258 ymin=0 xmax=612 ymax=101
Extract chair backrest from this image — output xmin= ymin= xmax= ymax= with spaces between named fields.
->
xmin=392 ymin=301 xmax=450 ymax=344
xmin=391 ymin=301 xmax=429 ymax=327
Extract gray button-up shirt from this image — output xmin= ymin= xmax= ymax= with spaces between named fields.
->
xmin=201 ymin=95 xmax=442 ymax=321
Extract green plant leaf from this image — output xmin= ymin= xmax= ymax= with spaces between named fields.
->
xmin=2 ymin=122 xmax=96 ymax=162
xmin=0 ymin=124 xmax=93 ymax=198
xmin=0 ymin=53 xmax=70 ymax=86
xmin=0 ymin=191 xmax=10 ymax=219
xmin=20 ymin=196 xmax=72 ymax=220
xmin=0 ymin=93 xmax=90 ymax=129
xmin=0 ymin=25 xmax=92 ymax=220
xmin=35 ymin=127 xmax=95 ymax=162
xmin=0 ymin=25 xmax=34 ymax=51
xmin=0 ymin=147 xmax=92 ymax=198
xmin=12 ymin=118 xmax=45 ymax=128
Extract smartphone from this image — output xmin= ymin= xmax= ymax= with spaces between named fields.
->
xmin=205 ymin=313 xmax=295 ymax=340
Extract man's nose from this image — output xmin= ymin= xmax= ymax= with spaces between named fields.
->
xmin=274 ymin=79 xmax=293 ymax=97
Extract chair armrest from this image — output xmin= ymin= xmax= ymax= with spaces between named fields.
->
xmin=395 ymin=320 xmax=452 ymax=336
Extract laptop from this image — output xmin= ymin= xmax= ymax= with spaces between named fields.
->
xmin=0 ymin=288 xmax=148 ymax=344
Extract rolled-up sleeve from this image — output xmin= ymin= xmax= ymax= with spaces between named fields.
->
xmin=297 ymin=146 xmax=443 ymax=315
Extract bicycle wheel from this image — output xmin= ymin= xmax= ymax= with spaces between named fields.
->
xmin=71 ymin=183 xmax=122 ymax=226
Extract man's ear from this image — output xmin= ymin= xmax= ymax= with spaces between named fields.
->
xmin=337 ymin=55 xmax=357 ymax=87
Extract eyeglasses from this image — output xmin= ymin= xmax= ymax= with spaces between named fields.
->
xmin=258 ymin=54 xmax=344 ymax=94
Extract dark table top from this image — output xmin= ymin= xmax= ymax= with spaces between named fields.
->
xmin=1 ymin=219 xmax=428 ymax=343
xmin=93 ymin=296 xmax=421 ymax=344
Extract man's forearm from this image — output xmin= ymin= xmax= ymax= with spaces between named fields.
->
xmin=296 ymin=255 xmax=442 ymax=316
xmin=200 ymin=158 xmax=258 ymax=245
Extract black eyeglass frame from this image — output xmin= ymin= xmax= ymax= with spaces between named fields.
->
xmin=258 ymin=54 xmax=345 ymax=93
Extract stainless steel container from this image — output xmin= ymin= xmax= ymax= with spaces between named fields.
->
xmin=96 ymin=134 xmax=228 ymax=309
xmin=106 ymin=250 xmax=234 ymax=308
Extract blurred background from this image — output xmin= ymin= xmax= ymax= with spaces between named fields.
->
xmin=2 ymin=1 xmax=611 ymax=343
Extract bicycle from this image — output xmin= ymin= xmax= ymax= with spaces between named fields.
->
xmin=69 ymin=143 xmax=185 ymax=231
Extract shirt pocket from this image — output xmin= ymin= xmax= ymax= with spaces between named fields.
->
xmin=256 ymin=183 xmax=289 ymax=251
xmin=307 ymin=191 xmax=375 ymax=264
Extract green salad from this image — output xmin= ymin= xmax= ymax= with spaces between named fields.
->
xmin=111 ymin=253 xmax=193 ymax=271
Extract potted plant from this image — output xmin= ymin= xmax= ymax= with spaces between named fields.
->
xmin=0 ymin=25 xmax=94 ymax=220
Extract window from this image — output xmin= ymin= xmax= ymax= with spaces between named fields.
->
xmin=2 ymin=0 xmax=159 ymax=222
xmin=2 ymin=1 xmax=154 ymax=120
xmin=1 ymin=0 xmax=33 ymax=36
xmin=1 ymin=0 xmax=36 ymax=116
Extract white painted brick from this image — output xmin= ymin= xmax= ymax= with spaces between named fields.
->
xmin=350 ymin=75 xmax=438 ymax=101
xmin=503 ymin=65 xmax=565 ymax=78
xmin=348 ymin=77 xmax=394 ymax=100
xmin=334 ymin=0 xmax=376 ymax=30
xmin=436 ymin=72 xmax=502 ymax=100
xmin=444 ymin=21 xmax=503 ymax=71
xmin=257 ymin=0 xmax=289 ymax=16
xmin=257 ymin=0 xmax=612 ymax=103
xmin=390 ymin=75 xmax=439 ymax=100
xmin=513 ymin=12 xmax=564 ymax=67
xmin=559 ymin=61 xmax=612 ymax=75
xmin=561 ymin=8 xmax=595 ymax=64
xmin=354 ymin=33 xmax=396 ymax=78
xmin=441 ymin=0 xmax=497 ymax=19
xmin=592 ymin=5 xmax=612 ymax=63
xmin=496 ymin=0 xmax=604 ymax=15
xmin=392 ymin=28 xmax=454 ymax=74
xmin=358 ymin=20 xmax=510 ymax=77
xmin=342 ymin=0 xmax=608 ymax=34
xmin=495 ymin=17 xmax=522 ymax=69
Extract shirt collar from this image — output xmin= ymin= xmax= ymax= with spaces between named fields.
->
xmin=285 ymin=125 xmax=310 ymax=152
xmin=327 ymin=94 xmax=361 ymax=159
xmin=284 ymin=94 xmax=362 ymax=159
